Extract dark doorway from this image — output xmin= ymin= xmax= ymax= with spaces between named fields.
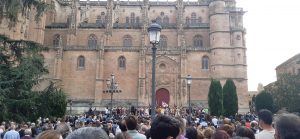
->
xmin=156 ymin=88 xmax=170 ymax=107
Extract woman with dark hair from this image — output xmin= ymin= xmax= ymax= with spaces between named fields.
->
xmin=236 ymin=126 xmax=255 ymax=139
xmin=115 ymin=120 xmax=132 ymax=139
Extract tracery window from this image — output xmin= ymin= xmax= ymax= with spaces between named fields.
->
xmin=191 ymin=12 xmax=197 ymax=24
xmin=163 ymin=16 xmax=169 ymax=25
xmin=78 ymin=56 xmax=85 ymax=69
xmin=96 ymin=15 xmax=103 ymax=25
xmin=202 ymin=56 xmax=209 ymax=70
xmin=159 ymin=35 xmax=167 ymax=48
xmin=193 ymin=35 xmax=203 ymax=48
xmin=130 ymin=13 xmax=135 ymax=24
xmin=156 ymin=17 xmax=162 ymax=24
xmin=53 ymin=34 xmax=61 ymax=48
xmin=126 ymin=17 xmax=129 ymax=24
xmin=198 ymin=17 xmax=202 ymax=23
xmin=118 ymin=56 xmax=126 ymax=69
xmin=136 ymin=17 xmax=140 ymax=24
xmin=123 ymin=35 xmax=132 ymax=47
xmin=88 ymin=34 xmax=97 ymax=48
xmin=186 ymin=17 xmax=190 ymax=24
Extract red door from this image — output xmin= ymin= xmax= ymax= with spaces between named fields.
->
xmin=156 ymin=88 xmax=170 ymax=107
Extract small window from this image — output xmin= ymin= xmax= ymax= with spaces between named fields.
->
xmin=202 ymin=56 xmax=209 ymax=70
xmin=160 ymin=12 xmax=164 ymax=16
xmin=236 ymin=35 xmax=241 ymax=40
xmin=118 ymin=56 xmax=126 ymax=69
xmin=193 ymin=35 xmax=203 ymax=47
xmin=123 ymin=35 xmax=132 ymax=47
xmin=77 ymin=56 xmax=85 ymax=69
xmin=186 ymin=17 xmax=190 ymax=24
xmin=159 ymin=35 xmax=167 ymax=48
xmin=88 ymin=34 xmax=97 ymax=48
xmin=53 ymin=34 xmax=61 ymax=47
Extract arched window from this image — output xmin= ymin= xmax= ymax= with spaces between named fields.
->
xmin=186 ymin=17 xmax=190 ymax=25
xmin=136 ymin=17 xmax=140 ymax=24
xmin=191 ymin=13 xmax=197 ymax=24
xmin=53 ymin=34 xmax=61 ymax=47
xmin=202 ymin=56 xmax=209 ymax=70
xmin=123 ymin=35 xmax=132 ymax=47
xmin=78 ymin=56 xmax=85 ymax=69
xmin=96 ymin=15 xmax=102 ymax=26
xmin=193 ymin=35 xmax=203 ymax=47
xmin=130 ymin=13 xmax=135 ymax=24
xmin=159 ymin=35 xmax=167 ymax=48
xmin=88 ymin=34 xmax=97 ymax=48
xmin=118 ymin=56 xmax=126 ymax=69
xmin=156 ymin=17 xmax=162 ymax=24
xmin=163 ymin=16 xmax=169 ymax=25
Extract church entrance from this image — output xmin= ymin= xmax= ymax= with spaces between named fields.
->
xmin=156 ymin=88 xmax=170 ymax=107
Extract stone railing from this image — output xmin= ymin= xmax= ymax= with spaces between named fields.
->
xmin=230 ymin=26 xmax=246 ymax=32
xmin=227 ymin=7 xmax=244 ymax=12
xmin=45 ymin=23 xmax=69 ymax=29
xmin=184 ymin=23 xmax=210 ymax=28
xmin=63 ymin=45 xmax=101 ymax=50
xmin=79 ymin=22 xmax=105 ymax=28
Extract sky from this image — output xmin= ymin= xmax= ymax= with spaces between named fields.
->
xmin=236 ymin=0 xmax=300 ymax=91
xmin=81 ymin=0 xmax=300 ymax=91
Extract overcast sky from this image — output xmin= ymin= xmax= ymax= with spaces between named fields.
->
xmin=82 ymin=0 xmax=300 ymax=91
xmin=236 ymin=0 xmax=300 ymax=90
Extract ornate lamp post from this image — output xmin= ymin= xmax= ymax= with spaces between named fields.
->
xmin=103 ymin=74 xmax=121 ymax=118
xmin=187 ymin=75 xmax=192 ymax=115
xmin=148 ymin=20 xmax=162 ymax=120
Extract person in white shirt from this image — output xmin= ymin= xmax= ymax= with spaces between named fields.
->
xmin=255 ymin=109 xmax=275 ymax=139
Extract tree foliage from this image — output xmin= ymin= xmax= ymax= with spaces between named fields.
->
xmin=264 ymin=73 xmax=300 ymax=112
xmin=0 ymin=34 xmax=67 ymax=122
xmin=222 ymin=79 xmax=238 ymax=117
xmin=255 ymin=91 xmax=274 ymax=112
xmin=208 ymin=79 xmax=223 ymax=116
xmin=0 ymin=0 xmax=50 ymax=27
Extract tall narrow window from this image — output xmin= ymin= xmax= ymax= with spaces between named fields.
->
xmin=136 ymin=17 xmax=140 ymax=24
xmin=159 ymin=35 xmax=167 ymax=48
xmin=123 ymin=35 xmax=132 ymax=47
xmin=202 ymin=56 xmax=209 ymax=70
xmin=198 ymin=17 xmax=202 ymax=23
xmin=88 ymin=34 xmax=97 ymax=48
xmin=53 ymin=34 xmax=61 ymax=47
xmin=96 ymin=15 xmax=102 ymax=26
xmin=78 ymin=56 xmax=85 ymax=69
xmin=191 ymin=13 xmax=197 ymax=24
xmin=163 ymin=16 xmax=169 ymax=25
xmin=130 ymin=13 xmax=135 ymax=24
xmin=118 ymin=56 xmax=126 ymax=69
xmin=193 ymin=35 xmax=203 ymax=47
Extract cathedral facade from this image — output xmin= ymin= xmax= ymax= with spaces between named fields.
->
xmin=0 ymin=0 xmax=249 ymax=112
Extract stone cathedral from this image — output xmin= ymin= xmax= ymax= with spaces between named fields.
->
xmin=0 ymin=0 xmax=249 ymax=112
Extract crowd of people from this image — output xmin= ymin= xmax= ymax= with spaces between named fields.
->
xmin=0 ymin=107 xmax=300 ymax=139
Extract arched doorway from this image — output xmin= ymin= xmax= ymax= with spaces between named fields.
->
xmin=156 ymin=88 xmax=170 ymax=107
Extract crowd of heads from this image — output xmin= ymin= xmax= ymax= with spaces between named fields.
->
xmin=0 ymin=108 xmax=300 ymax=139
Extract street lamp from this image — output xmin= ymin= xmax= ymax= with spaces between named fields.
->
xmin=148 ymin=20 xmax=162 ymax=120
xmin=186 ymin=75 xmax=192 ymax=115
xmin=103 ymin=74 xmax=121 ymax=118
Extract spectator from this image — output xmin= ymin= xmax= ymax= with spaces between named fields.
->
xmin=115 ymin=120 xmax=132 ymax=139
xmin=203 ymin=127 xmax=214 ymax=139
xmin=274 ymin=113 xmax=300 ymax=139
xmin=175 ymin=116 xmax=187 ymax=139
xmin=125 ymin=115 xmax=146 ymax=139
xmin=36 ymin=130 xmax=62 ymax=139
xmin=66 ymin=127 xmax=108 ymax=139
xmin=150 ymin=115 xmax=180 ymax=139
xmin=185 ymin=127 xmax=198 ymax=139
xmin=218 ymin=124 xmax=234 ymax=137
xmin=21 ymin=129 xmax=32 ymax=139
xmin=236 ymin=126 xmax=255 ymax=139
xmin=255 ymin=109 xmax=275 ymax=139
xmin=55 ymin=122 xmax=72 ymax=138
xmin=212 ymin=130 xmax=230 ymax=139
xmin=3 ymin=123 xmax=20 ymax=139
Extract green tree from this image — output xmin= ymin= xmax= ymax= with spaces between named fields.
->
xmin=0 ymin=34 xmax=67 ymax=122
xmin=265 ymin=73 xmax=300 ymax=112
xmin=208 ymin=79 xmax=223 ymax=116
xmin=255 ymin=91 xmax=274 ymax=112
xmin=222 ymin=79 xmax=238 ymax=117
xmin=0 ymin=0 xmax=50 ymax=27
